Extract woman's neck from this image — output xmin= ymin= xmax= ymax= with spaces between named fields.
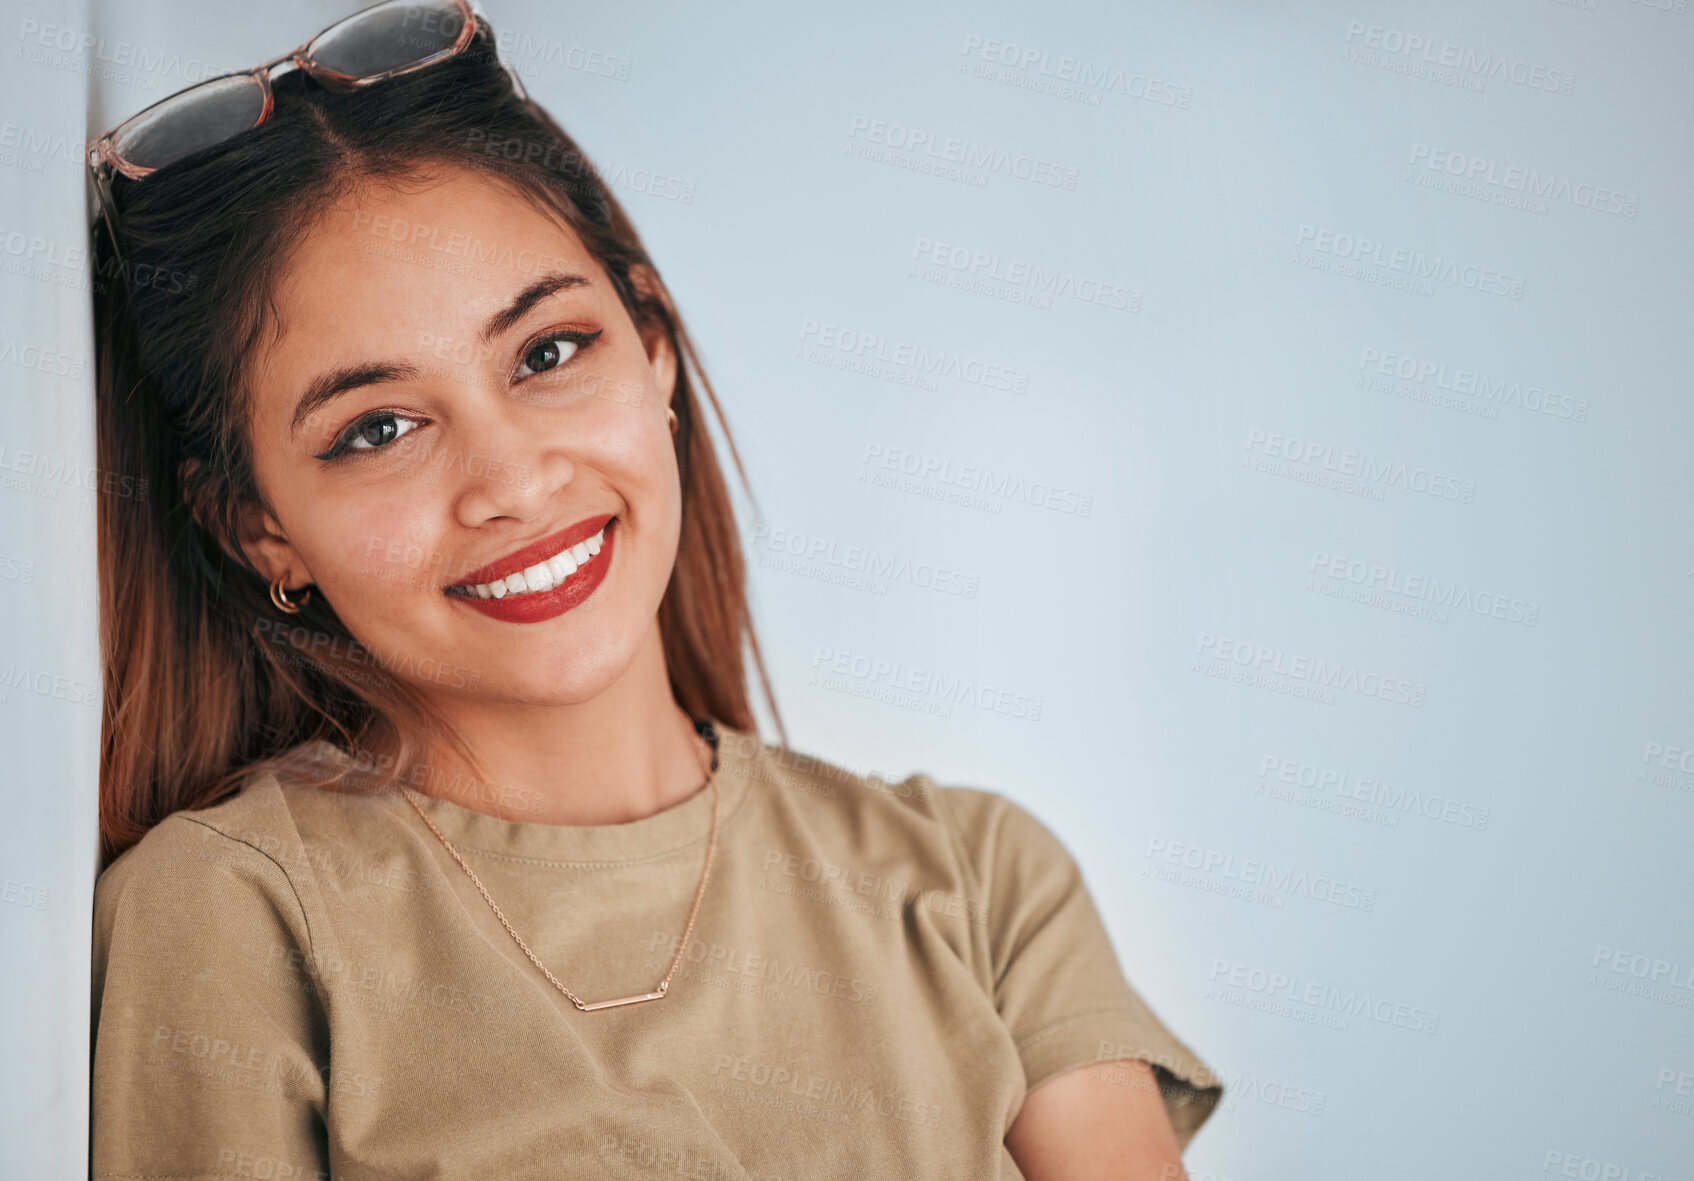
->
xmin=416 ymin=624 xmax=713 ymax=827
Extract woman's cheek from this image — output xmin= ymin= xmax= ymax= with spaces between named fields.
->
xmin=335 ymin=500 xmax=452 ymax=603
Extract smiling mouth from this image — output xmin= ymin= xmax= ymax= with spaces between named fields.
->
xmin=445 ymin=517 xmax=615 ymax=600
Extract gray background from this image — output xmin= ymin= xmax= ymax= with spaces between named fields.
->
xmin=3 ymin=0 xmax=1691 ymax=1176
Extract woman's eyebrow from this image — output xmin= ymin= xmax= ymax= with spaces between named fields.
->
xmin=291 ymin=362 xmax=421 ymax=437
xmin=481 ymin=270 xmax=592 ymax=344
xmin=289 ymin=271 xmax=593 ymax=437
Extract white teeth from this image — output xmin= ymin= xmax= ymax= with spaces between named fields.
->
xmin=455 ymin=523 xmax=610 ymax=601
xmin=522 ymin=561 xmax=555 ymax=592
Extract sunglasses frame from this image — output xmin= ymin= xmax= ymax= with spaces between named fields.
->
xmin=87 ymin=0 xmax=526 ymax=271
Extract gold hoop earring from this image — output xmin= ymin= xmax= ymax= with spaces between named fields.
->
xmin=666 ymin=406 xmax=679 ymax=435
xmin=270 ymin=576 xmax=312 ymax=614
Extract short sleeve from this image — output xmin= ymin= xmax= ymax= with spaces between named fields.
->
xmin=90 ymin=813 xmax=331 ymax=1180
xmin=941 ymin=788 xmax=1224 ymax=1151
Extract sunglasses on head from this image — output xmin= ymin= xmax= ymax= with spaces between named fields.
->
xmin=87 ymin=0 xmax=526 ymax=264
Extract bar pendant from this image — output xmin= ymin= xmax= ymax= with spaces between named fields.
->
xmin=578 ymin=990 xmax=667 ymax=1011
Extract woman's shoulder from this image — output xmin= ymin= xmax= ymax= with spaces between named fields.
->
xmin=90 ymin=754 xmax=333 ymax=1062
xmin=93 ymin=740 xmax=369 ymax=919
xmin=720 ymin=724 xmax=1067 ymax=873
xmin=722 ymin=723 xmax=953 ymax=819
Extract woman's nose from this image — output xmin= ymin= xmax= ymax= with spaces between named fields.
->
xmin=444 ymin=396 xmax=578 ymax=529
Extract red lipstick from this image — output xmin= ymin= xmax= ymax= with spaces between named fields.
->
xmin=446 ymin=513 xmax=616 ymax=624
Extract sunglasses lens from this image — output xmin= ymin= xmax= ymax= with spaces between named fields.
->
xmin=110 ymin=74 xmax=267 ymax=172
xmin=306 ymin=0 xmax=469 ymax=78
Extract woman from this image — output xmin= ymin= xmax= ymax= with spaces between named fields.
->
xmin=87 ymin=2 xmax=1224 ymax=1176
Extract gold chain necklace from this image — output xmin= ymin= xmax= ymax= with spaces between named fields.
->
xmin=400 ymin=730 xmax=721 ymax=1011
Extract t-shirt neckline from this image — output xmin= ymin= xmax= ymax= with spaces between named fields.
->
xmin=297 ymin=716 xmax=753 ymax=867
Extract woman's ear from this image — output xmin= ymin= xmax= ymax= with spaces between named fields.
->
xmin=628 ymin=263 xmax=679 ymax=407
xmin=182 ymin=457 xmax=309 ymax=587
xmin=232 ymin=499 xmax=311 ymax=590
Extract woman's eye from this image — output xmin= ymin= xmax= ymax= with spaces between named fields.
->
xmin=515 ymin=329 xmax=603 ymax=380
xmin=320 ymin=412 xmax=424 ymax=459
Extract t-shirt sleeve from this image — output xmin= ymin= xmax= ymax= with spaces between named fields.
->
xmin=940 ymin=788 xmax=1224 ymax=1151
xmin=90 ymin=812 xmax=331 ymax=1180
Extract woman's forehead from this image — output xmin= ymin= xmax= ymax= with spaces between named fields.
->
xmin=257 ymin=167 xmax=600 ymax=377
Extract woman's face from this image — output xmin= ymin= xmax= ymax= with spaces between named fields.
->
xmin=238 ymin=164 xmax=679 ymax=707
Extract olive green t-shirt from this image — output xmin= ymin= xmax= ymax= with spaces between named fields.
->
xmin=90 ymin=720 xmax=1222 ymax=1179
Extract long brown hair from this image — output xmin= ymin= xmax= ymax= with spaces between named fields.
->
xmin=91 ymin=17 xmax=783 ymax=867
